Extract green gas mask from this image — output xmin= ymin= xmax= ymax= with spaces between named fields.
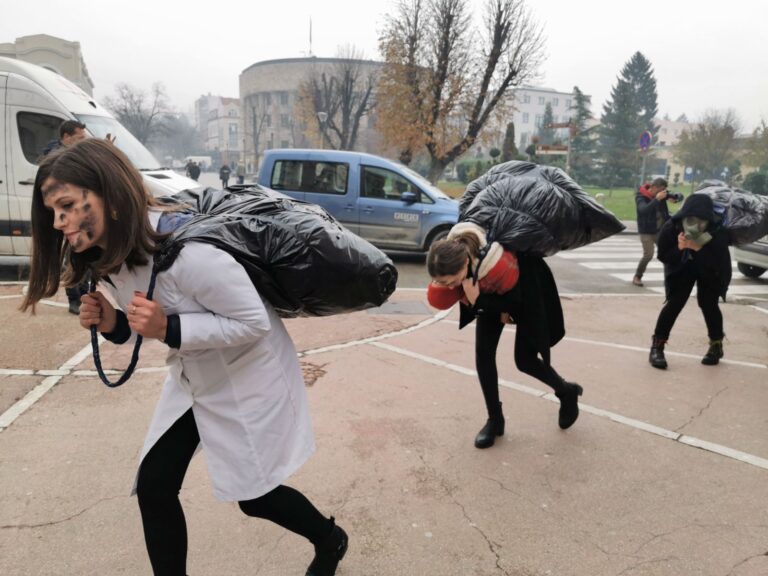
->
xmin=682 ymin=216 xmax=712 ymax=246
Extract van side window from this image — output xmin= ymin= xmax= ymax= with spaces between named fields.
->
xmin=361 ymin=166 xmax=432 ymax=203
xmin=270 ymin=160 xmax=348 ymax=195
xmin=17 ymin=112 xmax=63 ymax=164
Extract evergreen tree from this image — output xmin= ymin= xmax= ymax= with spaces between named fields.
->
xmin=501 ymin=122 xmax=518 ymax=162
xmin=567 ymin=86 xmax=595 ymax=183
xmin=598 ymin=52 xmax=659 ymax=187
xmin=538 ymin=102 xmax=555 ymax=145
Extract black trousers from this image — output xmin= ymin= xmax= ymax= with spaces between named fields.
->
xmin=654 ymin=270 xmax=724 ymax=341
xmin=475 ymin=313 xmax=565 ymax=417
xmin=136 ymin=408 xmax=331 ymax=576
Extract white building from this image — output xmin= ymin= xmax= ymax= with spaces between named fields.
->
xmin=194 ymin=94 xmax=242 ymax=167
xmin=509 ymin=86 xmax=578 ymax=151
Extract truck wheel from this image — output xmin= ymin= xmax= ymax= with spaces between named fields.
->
xmin=425 ymin=228 xmax=449 ymax=251
xmin=737 ymin=262 xmax=766 ymax=278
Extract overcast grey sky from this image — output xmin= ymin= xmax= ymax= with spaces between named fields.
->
xmin=3 ymin=0 xmax=767 ymax=132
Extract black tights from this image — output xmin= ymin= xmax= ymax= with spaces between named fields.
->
xmin=654 ymin=271 xmax=724 ymax=341
xmin=475 ymin=313 xmax=565 ymax=417
xmin=136 ymin=409 xmax=332 ymax=576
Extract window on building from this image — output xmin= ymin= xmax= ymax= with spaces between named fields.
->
xmin=228 ymin=109 xmax=237 ymax=117
xmin=280 ymin=139 xmax=290 ymax=148
xmin=265 ymin=115 xmax=271 ymax=127
xmin=264 ymin=93 xmax=272 ymax=106
xmin=565 ymin=99 xmax=571 ymax=108
xmin=553 ymin=98 xmax=559 ymax=106
xmin=270 ymin=160 xmax=349 ymax=194
xmin=228 ymin=124 xmax=238 ymax=149
xmin=538 ymin=96 xmax=545 ymax=105
xmin=522 ymin=112 xmax=529 ymax=124
xmin=535 ymin=114 xmax=542 ymax=127
xmin=280 ymin=92 xmax=289 ymax=105
xmin=280 ymin=114 xmax=290 ymax=128
xmin=523 ymin=94 xmax=531 ymax=104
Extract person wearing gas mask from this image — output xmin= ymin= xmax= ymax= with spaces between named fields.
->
xmin=649 ymin=194 xmax=732 ymax=369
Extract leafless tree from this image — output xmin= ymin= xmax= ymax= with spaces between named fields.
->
xmin=104 ymin=83 xmax=171 ymax=145
xmin=296 ymin=46 xmax=379 ymax=150
xmin=244 ymin=93 xmax=271 ymax=171
xmin=675 ymin=109 xmax=741 ymax=183
xmin=379 ymin=0 xmax=545 ymax=182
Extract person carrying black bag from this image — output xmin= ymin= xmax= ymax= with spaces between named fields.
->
xmin=21 ymin=139 xmax=348 ymax=576
xmin=649 ymin=194 xmax=732 ymax=369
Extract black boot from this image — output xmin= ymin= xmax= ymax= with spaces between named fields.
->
xmin=306 ymin=517 xmax=348 ymax=576
xmin=555 ymin=382 xmax=583 ymax=430
xmin=649 ymin=336 xmax=668 ymax=369
xmin=701 ymin=339 xmax=723 ymax=365
xmin=474 ymin=402 xmax=505 ymax=449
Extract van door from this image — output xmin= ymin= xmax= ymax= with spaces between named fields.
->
xmin=358 ymin=165 xmax=430 ymax=250
xmin=7 ymin=73 xmax=66 ymax=256
xmin=296 ymin=160 xmax=358 ymax=233
xmin=0 ymin=74 xmax=13 ymax=258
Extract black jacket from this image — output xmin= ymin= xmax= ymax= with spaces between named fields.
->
xmin=657 ymin=195 xmax=732 ymax=299
xmin=635 ymin=189 xmax=672 ymax=234
xmin=459 ymin=253 xmax=565 ymax=365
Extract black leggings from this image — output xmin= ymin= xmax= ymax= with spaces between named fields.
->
xmin=475 ymin=313 xmax=565 ymax=417
xmin=136 ymin=409 xmax=331 ymax=576
xmin=654 ymin=271 xmax=724 ymax=341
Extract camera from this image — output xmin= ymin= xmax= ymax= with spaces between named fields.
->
xmin=666 ymin=191 xmax=684 ymax=203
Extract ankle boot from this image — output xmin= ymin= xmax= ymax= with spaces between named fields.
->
xmin=474 ymin=402 xmax=505 ymax=449
xmin=555 ymin=382 xmax=583 ymax=430
xmin=306 ymin=517 xmax=348 ymax=576
xmin=701 ymin=339 xmax=723 ymax=365
xmin=649 ymin=336 xmax=668 ymax=369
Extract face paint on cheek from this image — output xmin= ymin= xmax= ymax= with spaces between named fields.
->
xmin=79 ymin=214 xmax=96 ymax=241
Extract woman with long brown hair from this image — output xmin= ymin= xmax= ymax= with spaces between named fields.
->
xmin=427 ymin=222 xmax=583 ymax=449
xmin=22 ymin=139 xmax=348 ymax=576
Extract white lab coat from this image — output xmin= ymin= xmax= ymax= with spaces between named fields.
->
xmin=102 ymin=211 xmax=315 ymax=502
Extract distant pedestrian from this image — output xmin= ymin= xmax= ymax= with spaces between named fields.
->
xmin=236 ymin=162 xmax=245 ymax=184
xmin=649 ymin=194 xmax=732 ymax=369
xmin=219 ymin=163 xmax=231 ymax=188
xmin=633 ymin=177 xmax=682 ymax=287
xmin=186 ymin=160 xmax=200 ymax=181
xmin=21 ymin=139 xmax=349 ymax=576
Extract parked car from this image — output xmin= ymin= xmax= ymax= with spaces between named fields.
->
xmin=734 ymin=236 xmax=768 ymax=278
xmin=258 ymin=149 xmax=459 ymax=252
xmin=0 ymin=56 xmax=200 ymax=263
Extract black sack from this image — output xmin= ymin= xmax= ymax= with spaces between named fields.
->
xmin=693 ymin=180 xmax=768 ymax=246
xmin=154 ymin=185 xmax=398 ymax=317
xmin=459 ymin=161 xmax=625 ymax=256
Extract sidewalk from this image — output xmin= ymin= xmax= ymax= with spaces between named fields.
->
xmin=1 ymin=290 xmax=767 ymax=575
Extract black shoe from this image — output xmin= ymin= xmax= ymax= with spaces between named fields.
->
xmin=701 ymin=339 xmax=723 ymax=365
xmin=306 ymin=517 xmax=348 ymax=576
xmin=474 ymin=412 xmax=505 ymax=449
xmin=555 ymin=382 xmax=583 ymax=430
xmin=68 ymin=300 xmax=80 ymax=315
xmin=649 ymin=336 xmax=668 ymax=369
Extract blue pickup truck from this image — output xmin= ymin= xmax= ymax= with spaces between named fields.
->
xmin=257 ymin=149 xmax=459 ymax=252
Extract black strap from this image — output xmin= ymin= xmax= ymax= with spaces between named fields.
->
xmin=89 ymin=263 xmax=160 ymax=388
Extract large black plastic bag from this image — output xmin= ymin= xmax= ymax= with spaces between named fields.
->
xmin=459 ymin=161 xmax=625 ymax=256
xmin=154 ymin=186 xmax=398 ymax=317
xmin=693 ymin=180 xmax=768 ymax=245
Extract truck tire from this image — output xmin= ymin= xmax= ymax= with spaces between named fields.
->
xmin=424 ymin=228 xmax=450 ymax=251
xmin=737 ymin=262 xmax=766 ymax=278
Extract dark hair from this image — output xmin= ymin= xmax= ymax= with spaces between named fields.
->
xmin=21 ymin=139 xmax=167 ymax=312
xmin=651 ymin=177 xmax=668 ymax=189
xmin=59 ymin=120 xmax=86 ymax=139
xmin=426 ymin=232 xmax=482 ymax=277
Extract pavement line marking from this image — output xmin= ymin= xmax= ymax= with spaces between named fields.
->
xmin=0 ymin=342 xmax=93 ymax=431
xmin=0 ymin=294 xmax=22 ymax=300
xmin=368 ymin=341 xmax=768 ymax=471
xmin=440 ymin=320 xmax=767 ymax=370
xmin=750 ymin=305 xmax=768 ymax=316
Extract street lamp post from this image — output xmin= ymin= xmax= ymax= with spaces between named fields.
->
xmin=317 ymin=111 xmax=328 ymax=149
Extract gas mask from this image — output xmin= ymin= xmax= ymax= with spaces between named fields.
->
xmin=682 ymin=216 xmax=712 ymax=245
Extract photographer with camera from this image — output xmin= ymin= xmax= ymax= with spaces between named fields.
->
xmin=633 ymin=177 xmax=683 ymax=287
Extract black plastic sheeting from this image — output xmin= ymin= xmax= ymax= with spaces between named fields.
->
xmin=459 ymin=161 xmax=625 ymax=256
xmin=693 ymin=180 xmax=768 ymax=246
xmin=154 ymin=186 xmax=398 ymax=317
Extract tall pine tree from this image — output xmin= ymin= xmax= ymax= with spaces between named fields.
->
xmin=568 ymin=86 xmax=595 ymax=183
xmin=599 ymin=52 xmax=659 ymax=187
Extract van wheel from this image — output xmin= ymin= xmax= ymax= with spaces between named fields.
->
xmin=425 ymin=228 xmax=449 ymax=251
xmin=737 ymin=262 xmax=766 ymax=278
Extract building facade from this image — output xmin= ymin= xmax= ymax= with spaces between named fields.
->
xmin=0 ymin=34 xmax=94 ymax=96
xmin=193 ymin=94 xmax=243 ymax=168
xmin=509 ymin=86 xmax=578 ymax=151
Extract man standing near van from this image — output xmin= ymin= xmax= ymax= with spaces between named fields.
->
xmin=42 ymin=120 xmax=88 ymax=314
xmin=41 ymin=120 xmax=86 ymax=156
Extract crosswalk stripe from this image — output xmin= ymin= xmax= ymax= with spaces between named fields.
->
xmin=611 ymin=272 xmax=750 ymax=283
xmin=558 ymin=252 xmax=642 ymax=259
xmin=647 ymin=285 xmax=768 ymax=296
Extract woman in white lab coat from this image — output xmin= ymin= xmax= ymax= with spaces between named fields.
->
xmin=22 ymin=139 xmax=348 ymax=576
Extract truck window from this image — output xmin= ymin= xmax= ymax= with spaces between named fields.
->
xmin=17 ymin=112 xmax=62 ymax=164
xmin=270 ymin=160 xmax=348 ymax=195
xmin=361 ymin=166 xmax=434 ymax=204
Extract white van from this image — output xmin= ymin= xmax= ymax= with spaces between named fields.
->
xmin=0 ymin=56 xmax=200 ymax=264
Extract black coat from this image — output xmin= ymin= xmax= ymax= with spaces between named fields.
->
xmin=657 ymin=218 xmax=732 ymax=300
xmin=459 ymin=253 xmax=565 ymax=365
xmin=635 ymin=191 xmax=672 ymax=234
